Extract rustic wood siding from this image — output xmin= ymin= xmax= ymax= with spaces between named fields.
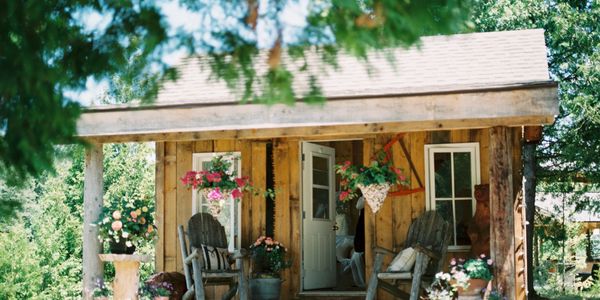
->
xmin=155 ymin=128 xmax=523 ymax=299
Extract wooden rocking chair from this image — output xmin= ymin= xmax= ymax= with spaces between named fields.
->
xmin=366 ymin=211 xmax=451 ymax=300
xmin=178 ymin=212 xmax=248 ymax=300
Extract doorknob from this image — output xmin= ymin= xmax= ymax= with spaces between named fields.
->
xmin=332 ymin=224 xmax=340 ymax=231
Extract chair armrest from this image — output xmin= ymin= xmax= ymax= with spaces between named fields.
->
xmin=184 ymin=248 xmax=200 ymax=265
xmin=412 ymin=244 xmax=439 ymax=260
xmin=230 ymin=248 xmax=248 ymax=260
xmin=373 ymin=247 xmax=396 ymax=257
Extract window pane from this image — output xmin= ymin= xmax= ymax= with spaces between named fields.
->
xmin=434 ymin=153 xmax=452 ymax=198
xmin=455 ymin=200 xmax=473 ymax=246
xmin=313 ymin=188 xmax=330 ymax=219
xmin=313 ymin=156 xmax=329 ymax=186
xmin=435 ymin=200 xmax=454 ymax=245
xmin=454 ymin=152 xmax=472 ymax=198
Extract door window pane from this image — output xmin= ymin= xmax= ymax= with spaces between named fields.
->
xmin=313 ymin=188 xmax=329 ymax=219
xmin=313 ymin=156 xmax=329 ymax=186
xmin=455 ymin=200 xmax=473 ymax=246
xmin=454 ymin=152 xmax=472 ymax=198
xmin=434 ymin=152 xmax=452 ymax=198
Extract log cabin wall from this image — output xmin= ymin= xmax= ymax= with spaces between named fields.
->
xmin=155 ymin=139 xmax=269 ymax=299
xmin=154 ymin=127 xmax=523 ymax=299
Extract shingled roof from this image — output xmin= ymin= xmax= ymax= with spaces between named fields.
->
xmin=154 ymin=29 xmax=550 ymax=106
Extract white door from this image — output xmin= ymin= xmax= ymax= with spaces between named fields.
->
xmin=302 ymin=142 xmax=336 ymax=290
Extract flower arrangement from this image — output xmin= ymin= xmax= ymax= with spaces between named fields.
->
xmin=249 ymin=236 xmax=291 ymax=278
xmin=425 ymin=272 xmax=455 ymax=300
xmin=97 ymin=195 xmax=157 ymax=254
xmin=141 ymin=281 xmax=173 ymax=299
xmin=335 ymin=151 xmax=408 ymax=212
xmin=450 ymin=254 xmax=494 ymax=282
xmin=180 ymin=155 xmax=251 ymax=216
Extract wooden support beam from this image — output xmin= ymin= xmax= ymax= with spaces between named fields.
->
xmin=155 ymin=142 xmax=165 ymax=272
xmin=83 ymin=143 xmax=104 ymax=299
xmin=489 ymin=127 xmax=516 ymax=298
xmin=78 ymin=86 xmax=558 ymax=143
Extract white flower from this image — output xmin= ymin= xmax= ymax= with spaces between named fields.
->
xmin=125 ymin=241 xmax=132 ymax=247
xmin=103 ymin=217 xmax=109 ymax=223
xmin=122 ymin=232 xmax=129 ymax=238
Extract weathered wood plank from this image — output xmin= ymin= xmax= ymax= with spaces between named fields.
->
xmin=176 ymin=142 xmax=193 ymax=272
xmin=83 ymin=143 xmax=104 ymax=300
xmin=363 ymin=138 xmax=375 ymax=284
xmin=489 ymin=126 xmax=516 ymax=299
xmin=287 ymin=140 xmax=301 ymax=297
xmin=512 ymin=127 xmax=526 ymax=300
xmin=410 ymin=132 xmax=427 ymax=220
xmin=164 ymin=142 xmax=178 ymax=271
xmin=78 ymin=86 xmax=558 ymax=142
xmin=214 ymin=139 xmax=237 ymax=152
xmin=376 ymin=135 xmax=395 ymax=300
xmin=193 ymin=140 xmax=213 ymax=153
xmin=155 ymin=142 xmax=165 ymax=272
xmin=240 ymin=141 xmax=253 ymax=248
xmin=273 ymin=140 xmax=291 ymax=296
xmin=251 ymin=143 xmax=267 ymax=240
xmin=479 ymin=128 xmax=490 ymax=185
xmin=392 ymin=135 xmax=411 ymax=250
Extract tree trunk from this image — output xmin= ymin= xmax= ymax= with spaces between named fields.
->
xmin=523 ymin=142 xmax=539 ymax=299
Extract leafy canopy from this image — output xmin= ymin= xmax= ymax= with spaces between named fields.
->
xmin=0 ymin=0 xmax=472 ymax=186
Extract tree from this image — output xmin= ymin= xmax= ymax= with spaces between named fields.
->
xmin=0 ymin=0 xmax=471 ymax=200
xmin=472 ymin=1 xmax=600 ymax=297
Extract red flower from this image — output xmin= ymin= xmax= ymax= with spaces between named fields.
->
xmin=235 ymin=177 xmax=248 ymax=188
xmin=206 ymin=172 xmax=222 ymax=183
xmin=339 ymin=191 xmax=350 ymax=201
xmin=232 ymin=189 xmax=243 ymax=199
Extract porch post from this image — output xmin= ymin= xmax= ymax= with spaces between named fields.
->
xmin=83 ymin=143 xmax=104 ymax=299
xmin=489 ymin=126 xmax=516 ymax=298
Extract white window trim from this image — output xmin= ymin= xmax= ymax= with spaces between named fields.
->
xmin=424 ymin=143 xmax=480 ymax=251
xmin=192 ymin=152 xmax=242 ymax=252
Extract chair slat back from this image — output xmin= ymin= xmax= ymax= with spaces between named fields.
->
xmin=404 ymin=211 xmax=452 ymax=274
xmin=188 ymin=212 xmax=228 ymax=249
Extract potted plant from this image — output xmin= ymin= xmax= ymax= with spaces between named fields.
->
xmin=450 ymin=255 xmax=494 ymax=299
xmin=141 ymin=281 xmax=173 ymax=300
xmin=181 ymin=154 xmax=251 ymax=217
xmin=248 ymin=236 xmax=291 ymax=300
xmin=335 ymin=151 xmax=408 ymax=213
xmin=425 ymin=272 xmax=456 ymax=300
xmin=97 ymin=195 xmax=158 ymax=254
xmin=92 ymin=278 xmax=112 ymax=300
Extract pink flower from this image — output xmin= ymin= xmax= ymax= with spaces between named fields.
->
xmin=111 ymin=220 xmax=123 ymax=231
xmin=130 ymin=211 xmax=138 ymax=219
xmin=112 ymin=211 xmax=122 ymax=220
xmin=480 ymin=254 xmax=486 ymax=258
xmin=450 ymin=258 xmax=456 ymax=266
xmin=399 ymin=175 xmax=406 ymax=181
xmin=232 ymin=189 xmax=243 ymax=199
xmin=487 ymin=259 xmax=493 ymax=265
xmin=206 ymin=172 xmax=222 ymax=183
xmin=207 ymin=188 xmax=223 ymax=201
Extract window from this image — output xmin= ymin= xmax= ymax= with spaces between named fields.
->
xmin=425 ymin=143 xmax=480 ymax=250
xmin=192 ymin=152 xmax=241 ymax=251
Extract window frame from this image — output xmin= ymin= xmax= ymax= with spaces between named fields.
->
xmin=424 ymin=142 xmax=481 ymax=251
xmin=191 ymin=152 xmax=242 ymax=252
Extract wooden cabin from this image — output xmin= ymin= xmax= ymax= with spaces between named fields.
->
xmin=78 ymin=29 xmax=558 ymax=299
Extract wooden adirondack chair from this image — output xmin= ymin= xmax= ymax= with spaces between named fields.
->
xmin=178 ymin=212 xmax=248 ymax=300
xmin=366 ymin=211 xmax=451 ymax=300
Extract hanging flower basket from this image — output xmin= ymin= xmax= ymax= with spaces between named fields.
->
xmin=199 ymin=188 xmax=232 ymax=217
xmin=357 ymin=183 xmax=391 ymax=213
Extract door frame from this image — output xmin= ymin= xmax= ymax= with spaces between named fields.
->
xmin=298 ymin=139 xmax=364 ymax=292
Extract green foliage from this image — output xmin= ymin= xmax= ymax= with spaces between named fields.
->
xmin=472 ymin=0 xmax=600 ymax=200
xmin=0 ymin=142 xmax=156 ymax=298
xmin=0 ymin=0 xmax=171 ymax=185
